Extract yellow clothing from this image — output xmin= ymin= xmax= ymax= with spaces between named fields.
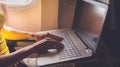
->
xmin=0 ymin=32 xmax=9 ymax=55
xmin=0 ymin=26 xmax=33 ymax=55
xmin=0 ymin=27 xmax=32 ymax=55
xmin=0 ymin=12 xmax=9 ymax=55
xmin=1 ymin=28 xmax=32 ymax=40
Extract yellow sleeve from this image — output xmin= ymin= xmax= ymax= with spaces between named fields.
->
xmin=0 ymin=33 xmax=10 ymax=55
xmin=1 ymin=27 xmax=32 ymax=40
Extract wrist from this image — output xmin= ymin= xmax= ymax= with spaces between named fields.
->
xmin=28 ymin=32 xmax=37 ymax=39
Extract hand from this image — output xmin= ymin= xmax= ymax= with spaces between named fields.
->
xmin=32 ymin=33 xmax=63 ymax=42
xmin=33 ymin=37 xmax=64 ymax=54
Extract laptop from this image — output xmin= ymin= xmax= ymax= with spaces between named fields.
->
xmin=37 ymin=0 xmax=108 ymax=66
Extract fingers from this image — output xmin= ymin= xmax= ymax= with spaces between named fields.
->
xmin=46 ymin=33 xmax=63 ymax=42
xmin=44 ymin=37 xmax=64 ymax=49
xmin=36 ymin=37 xmax=64 ymax=54
xmin=34 ymin=33 xmax=63 ymax=42
xmin=47 ymin=41 xmax=64 ymax=50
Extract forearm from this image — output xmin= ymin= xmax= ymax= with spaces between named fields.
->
xmin=0 ymin=44 xmax=35 ymax=66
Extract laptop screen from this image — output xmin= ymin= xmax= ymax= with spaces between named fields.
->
xmin=74 ymin=0 xmax=108 ymax=53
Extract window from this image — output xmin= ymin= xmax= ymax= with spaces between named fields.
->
xmin=5 ymin=0 xmax=33 ymax=7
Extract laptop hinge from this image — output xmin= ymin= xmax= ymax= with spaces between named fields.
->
xmin=85 ymin=48 xmax=92 ymax=53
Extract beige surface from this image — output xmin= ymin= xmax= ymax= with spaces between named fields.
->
xmin=6 ymin=0 xmax=42 ymax=32
xmin=5 ymin=0 xmax=58 ymax=32
xmin=41 ymin=0 xmax=59 ymax=31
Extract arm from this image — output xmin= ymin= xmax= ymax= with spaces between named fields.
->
xmin=0 ymin=39 xmax=45 ymax=66
xmin=1 ymin=25 xmax=33 ymax=40
xmin=1 ymin=25 xmax=63 ymax=41
xmin=0 ymin=38 xmax=64 ymax=67
xmin=0 ymin=45 xmax=34 ymax=66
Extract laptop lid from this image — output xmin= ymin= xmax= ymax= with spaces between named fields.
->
xmin=73 ymin=0 xmax=108 ymax=54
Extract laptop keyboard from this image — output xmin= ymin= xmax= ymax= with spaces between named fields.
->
xmin=50 ymin=30 xmax=81 ymax=60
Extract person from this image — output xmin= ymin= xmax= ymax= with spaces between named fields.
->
xmin=0 ymin=3 xmax=64 ymax=67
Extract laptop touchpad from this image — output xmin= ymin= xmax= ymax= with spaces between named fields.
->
xmin=48 ymin=49 xmax=58 ymax=53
